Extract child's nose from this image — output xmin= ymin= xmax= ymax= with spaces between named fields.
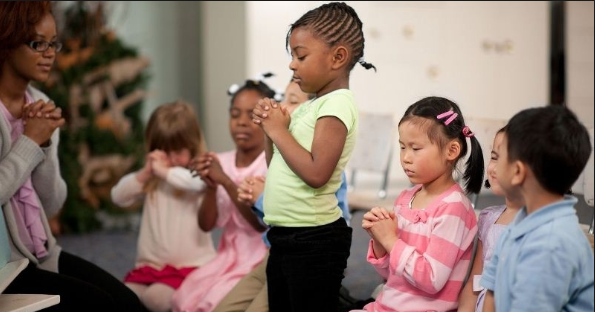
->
xmin=238 ymin=113 xmax=251 ymax=125
xmin=402 ymin=151 xmax=413 ymax=163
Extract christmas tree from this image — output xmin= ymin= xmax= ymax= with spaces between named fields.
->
xmin=36 ymin=2 xmax=150 ymax=233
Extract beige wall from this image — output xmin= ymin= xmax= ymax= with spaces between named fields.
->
xmin=566 ymin=1 xmax=594 ymax=128
xmin=197 ymin=2 xmax=247 ymax=152
xmin=109 ymin=1 xmax=246 ymax=153
xmin=107 ymin=2 xmax=185 ymax=121
xmin=108 ymin=1 xmax=592 ymax=188
xmin=247 ymin=1 xmax=550 ymax=186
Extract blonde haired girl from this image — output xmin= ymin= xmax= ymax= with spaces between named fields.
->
xmin=111 ymin=100 xmax=215 ymax=312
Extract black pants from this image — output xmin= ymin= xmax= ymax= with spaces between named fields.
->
xmin=5 ymin=251 xmax=147 ymax=312
xmin=266 ymin=217 xmax=352 ymax=312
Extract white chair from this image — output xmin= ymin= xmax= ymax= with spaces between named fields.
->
xmin=572 ymin=126 xmax=594 ymax=235
xmin=347 ymin=111 xmax=396 ymax=199
xmin=0 ymin=259 xmax=29 ymax=295
xmin=1 ymin=213 xmax=60 ymax=311
xmin=586 ymin=150 xmax=593 ymax=235
xmin=0 ymin=258 xmax=60 ymax=312
xmin=1 ymin=212 xmax=9 ymax=269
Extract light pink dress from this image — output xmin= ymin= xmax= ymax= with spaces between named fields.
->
xmin=172 ymin=150 xmax=268 ymax=312
xmin=473 ymin=205 xmax=506 ymax=312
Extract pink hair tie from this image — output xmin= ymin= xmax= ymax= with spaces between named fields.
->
xmin=437 ymin=110 xmax=458 ymax=125
xmin=462 ymin=126 xmax=474 ymax=138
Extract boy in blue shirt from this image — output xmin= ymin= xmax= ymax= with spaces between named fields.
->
xmin=481 ymin=105 xmax=594 ymax=312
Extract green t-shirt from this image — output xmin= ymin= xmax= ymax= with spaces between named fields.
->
xmin=263 ymin=89 xmax=358 ymax=227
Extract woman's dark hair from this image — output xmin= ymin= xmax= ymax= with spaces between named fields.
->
xmin=399 ymin=96 xmax=485 ymax=194
xmin=0 ymin=1 xmax=54 ymax=66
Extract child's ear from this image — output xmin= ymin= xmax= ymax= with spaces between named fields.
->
xmin=331 ymin=45 xmax=349 ymax=69
xmin=510 ymin=160 xmax=526 ymax=186
xmin=446 ymin=140 xmax=461 ymax=161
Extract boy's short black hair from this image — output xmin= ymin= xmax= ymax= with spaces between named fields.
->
xmin=505 ymin=105 xmax=591 ymax=195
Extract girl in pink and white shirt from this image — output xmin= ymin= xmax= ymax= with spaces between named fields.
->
xmin=356 ymin=97 xmax=483 ymax=312
xmin=111 ymin=100 xmax=216 ymax=312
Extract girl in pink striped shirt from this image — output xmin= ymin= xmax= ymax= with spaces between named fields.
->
xmin=355 ymin=96 xmax=484 ymax=312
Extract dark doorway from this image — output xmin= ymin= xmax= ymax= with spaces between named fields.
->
xmin=550 ymin=1 xmax=565 ymax=106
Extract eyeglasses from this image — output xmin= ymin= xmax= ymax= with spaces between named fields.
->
xmin=26 ymin=40 xmax=63 ymax=53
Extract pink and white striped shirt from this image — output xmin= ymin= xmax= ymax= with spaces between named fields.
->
xmin=362 ymin=183 xmax=477 ymax=312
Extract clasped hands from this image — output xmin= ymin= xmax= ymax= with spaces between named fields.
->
xmin=189 ymin=152 xmax=226 ymax=189
xmin=362 ymin=207 xmax=399 ymax=257
xmin=236 ymin=176 xmax=265 ymax=206
xmin=251 ymin=98 xmax=291 ymax=135
xmin=22 ymin=100 xmax=65 ymax=146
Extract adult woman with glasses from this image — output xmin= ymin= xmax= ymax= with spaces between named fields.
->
xmin=0 ymin=2 xmax=147 ymax=311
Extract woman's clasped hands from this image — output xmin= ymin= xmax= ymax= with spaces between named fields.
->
xmin=22 ymin=99 xmax=65 ymax=146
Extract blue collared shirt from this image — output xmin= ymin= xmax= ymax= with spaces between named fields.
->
xmin=481 ymin=196 xmax=594 ymax=312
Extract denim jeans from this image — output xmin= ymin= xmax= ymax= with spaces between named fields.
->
xmin=266 ymin=217 xmax=352 ymax=312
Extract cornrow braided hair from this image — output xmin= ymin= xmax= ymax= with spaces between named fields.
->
xmin=286 ymin=2 xmax=376 ymax=72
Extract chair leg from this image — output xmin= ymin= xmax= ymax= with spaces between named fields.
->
xmin=469 ymin=193 xmax=479 ymax=209
xmin=378 ymin=154 xmax=392 ymax=199
xmin=379 ymin=171 xmax=389 ymax=199
xmin=349 ymin=170 xmax=357 ymax=192
xmin=589 ymin=211 xmax=594 ymax=235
